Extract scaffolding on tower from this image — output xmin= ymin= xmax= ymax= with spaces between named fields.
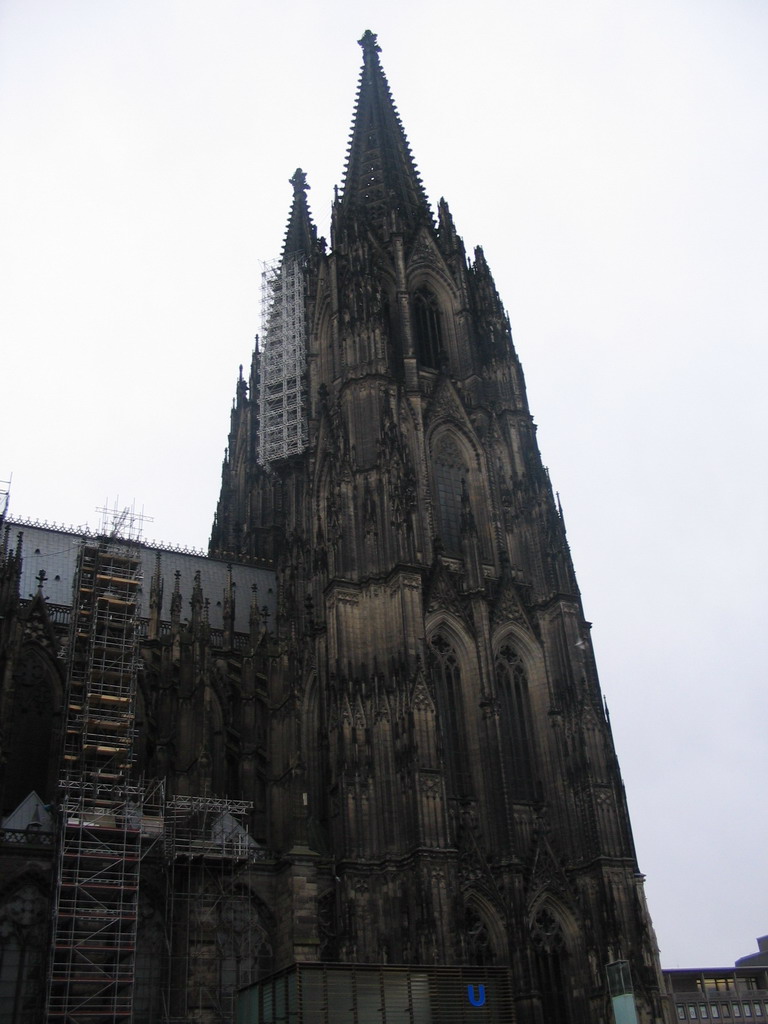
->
xmin=257 ymin=253 xmax=308 ymax=465
xmin=47 ymin=538 xmax=144 ymax=1023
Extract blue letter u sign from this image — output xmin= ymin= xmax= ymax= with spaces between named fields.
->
xmin=467 ymin=984 xmax=486 ymax=1007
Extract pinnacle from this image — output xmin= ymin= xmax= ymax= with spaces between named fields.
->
xmin=290 ymin=167 xmax=309 ymax=196
xmin=358 ymin=29 xmax=381 ymax=57
xmin=282 ymin=168 xmax=317 ymax=258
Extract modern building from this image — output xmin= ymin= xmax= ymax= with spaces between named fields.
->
xmin=0 ymin=31 xmax=668 ymax=1024
xmin=737 ymin=938 xmax=768 ymax=969
xmin=664 ymin=965 xmax=768 ymax=1022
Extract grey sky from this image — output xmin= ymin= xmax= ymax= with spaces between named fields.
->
xmin=1 ymin=0 xmax=766 ymax=968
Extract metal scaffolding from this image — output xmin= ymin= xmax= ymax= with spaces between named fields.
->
xmin=48 ymin=541 xmax=143 ymax=1023
xmin=257 ymin=253 xmax=308 ymax=464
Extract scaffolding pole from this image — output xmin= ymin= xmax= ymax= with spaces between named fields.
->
xmin=47 ymin=541 xmax=143 ymax=1023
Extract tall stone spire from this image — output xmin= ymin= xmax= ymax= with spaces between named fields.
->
xmin=339 ymin=30 xmax=431 ymax=234
xmin=282 ymin=168 xmax=316 ymax=258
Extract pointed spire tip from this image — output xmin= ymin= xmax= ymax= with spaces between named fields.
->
xmin=340 ymin=29 xmax=430 ymax=230
xmin=290 ymin=168 xmax=309 ymax=194
xmin=358 ymin=29 xmax=381 ymax=56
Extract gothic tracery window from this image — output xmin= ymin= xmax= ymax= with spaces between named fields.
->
xmin=0 ymin=882 xmax=48 ymax=1024
xmin=3 ymin=647 xmax=60 ymax=814
xmin=495 ymin=644 xmax=535 ymax=800
xmin=217 ymin=890 xmax=273 ymax=998
xmin=531 ymin=907 xmax=571 ymax=1024
xmin=464 ymin=905 xmax=496 ymax=965
xmin=429 ymin=632 xmax=470 ymax=797
xmin=133 ymin=893 xmax=165 ymax=1022
xmin=432 ymin=435 xmax=467 ymax=554
xmin=179 ymin=886 xmax=272 ymax=1019
xmin=413 ymin=288 xmax=443 ymax=369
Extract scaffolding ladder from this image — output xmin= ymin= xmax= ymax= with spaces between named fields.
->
xmin=47 ymin=541 xmax=143 ymax=1023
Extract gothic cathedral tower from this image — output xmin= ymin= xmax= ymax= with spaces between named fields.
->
xmin=211 ymin=31 xmax=665 ymax=1024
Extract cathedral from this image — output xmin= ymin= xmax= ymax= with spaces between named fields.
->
xmin=0 ymin=31 xmax=668 ymax=1024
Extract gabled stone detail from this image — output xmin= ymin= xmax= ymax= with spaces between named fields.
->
xmin=405 ymin=226 xmax=458 ymax=293
xmin=456 ymin=805 xmax=508 ymax=922
xmin=20 ymin=591 xmax=61 ymax=654
xmin=424 ymin=559 xmax=470 ymax=627
xmin=491 ymin=576 xmax=534 ymax=634
xmin=525 ymin=815 xmax=575 ymax=911
xmin=424 ymin=377 xmax=478 ymax=442
xmin=352 ymin=694 xmax=367 ymax=729
xmin=408 ymin=670 xmax=434 ymax=714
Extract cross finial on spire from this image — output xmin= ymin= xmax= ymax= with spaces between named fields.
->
xmin=282 ymin=169 xmax=316 ymax=257
xmin=290 ymin=168 xmax=309 ymax=195
xmin=358 ymin=30 xmax=380 ymax=56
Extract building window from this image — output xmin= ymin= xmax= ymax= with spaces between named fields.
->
xmin=712 ymin=1007 xmax=720 ymax=1019
xmin=679 ymin=1008 xmax=688 ymax=1021
xmin=495 ymin=644 xmax=535 ymax=800
xmin=690 ymin=1007 xmax=698 ymax=1019
xmin=734 ymin=1006 xmax=742 ymax=1018
xmin=744 ymin=1004 xmax=752 ymax=1018
xmin=3 ymin=648 xmax=60 ymax=813
xmin=708 ymin=979 xmax=734 ymax=994
xmin=463 ymin=905 xmax=496 ymax=966
xmin=413 ymin=288 xmax=443 ymax=369
xmin=701 ymin=1006 xmax=709 ymax=1019
xmin=428 ymin=633 xmax=470 ymax=797
xmin=753 ymin=1004 xmax=762 ymax=1016
xmin=531 ymin=909 xmax=571 ymax=1024
xmin=432 ymin=435 xmax=466 ymax=554
xmin=0 ymin=883 xmax=48 ymax=1023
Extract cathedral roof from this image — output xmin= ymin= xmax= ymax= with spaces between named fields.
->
xmin=5 ymin=519 xmax=276 ymax=634
xmin=339 ymin=31 xmax=431 ymax=233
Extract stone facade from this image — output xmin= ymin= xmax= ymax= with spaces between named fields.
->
xmin=0 ymin=30 xmax=667 ymax=1024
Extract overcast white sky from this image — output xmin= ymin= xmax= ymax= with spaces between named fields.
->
xmin=1 ymin=0 xmax=767 ymax=970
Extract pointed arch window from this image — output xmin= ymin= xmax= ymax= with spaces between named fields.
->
xmin=304 ymin=677 xmax=331 ymax=854
xmin=432 ymin=435 xmax=467 ymax=554
xmin=495 ymin=644 xmax=535 ymax=801
xmin=134 ymin=893 xmax=165 ymax=1021
xmin=429 ymin=633 xmax=470 ymax=797
xmin=464 ymin=905 xmax=496 ymax=965
xmin=0 ymin=882 xmax=48 ymax=1024
xmin=381 ymin=292 xmax=404 ymax=379
xmin=531 ymin=907 xmax=572 ymax=1023
xmin=3 ymin=648 xmax=60 ymax=814
xmin=413 ymin=288 xmax=443 ymax=369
